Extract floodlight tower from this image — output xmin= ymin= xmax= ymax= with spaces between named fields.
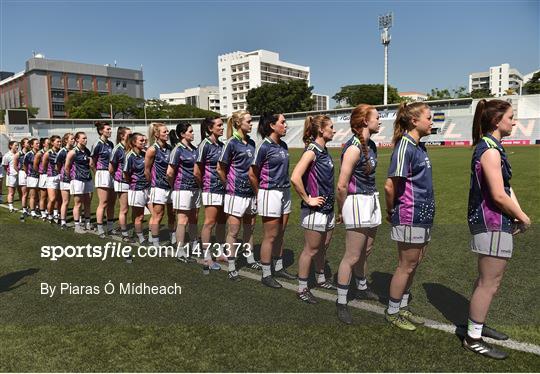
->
xmin=379 ymin=12 xmax=393 ymax=106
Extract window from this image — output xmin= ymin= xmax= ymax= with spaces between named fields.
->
xmin=122 ymin=81 xmax=127 ymax=88
xmin=221 ymin=68 xmax=225 ymax=71
xmin=116 ymin=80 xmax=121 ymax=87
xmin=222 ymin=77 xmax=226 ymax=81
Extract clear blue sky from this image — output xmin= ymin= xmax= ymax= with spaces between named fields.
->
xmin=1 ymin=0 xmax=538 ymax=105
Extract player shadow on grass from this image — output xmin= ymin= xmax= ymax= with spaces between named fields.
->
xmin=0 ymin=268 xmax=40 ymax=293
xmin=423 ymin=282 xmax=470 ymax=339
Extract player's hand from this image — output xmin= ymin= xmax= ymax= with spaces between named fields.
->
xmin=336 ymin=213 xmax=343 ymax=224
xmin=306 ymin=195 xmax=325 ymax=208
xmin=513 ymin=215 xmax=531 ymax=235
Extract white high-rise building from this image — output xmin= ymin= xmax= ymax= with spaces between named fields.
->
xmin=218 ymin=50 xmax=310 ymax=116
xmin=469 ymin=63 xmax=523 ymax=97
xmin=159 ymin=86 xmax=220 ymax=112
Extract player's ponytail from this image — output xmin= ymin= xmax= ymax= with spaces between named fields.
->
xmin=472 ymin=99 xmax=511 ymax=146
xmin=472 ymin=99 xmax=486 ymax=146
xmin=393 ymin=102 xmax=429 ymax=144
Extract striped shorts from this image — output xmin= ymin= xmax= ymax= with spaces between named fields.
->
xmin=257 ymin=188 xmax=292 ymax=218
xmin=391 ymin=225 xmax=431 ymax=244
xmin=342 ymin=193 xmax=381 ymax=229
xmin=471 ymin=231 xmax=513 ymax=258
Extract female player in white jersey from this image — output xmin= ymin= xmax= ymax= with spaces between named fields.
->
xmin=167 ymin=122 xmax=200 ymax=262
xmin=91 ymin=122 xmax=115 ymax=238
xmin=249 ymin=113 xmax=293 ymax=289
xmin=384 ymin=102 xmax=435 ymax=331
xmin=146 ymin=122 xmax=176 ymax=248
xmin=16 ymin=138 xmax=30 ymax=219
xmin=217 ymin=111 xmax=261 ymax=281
xmin=109 ymin=126 xmax=132 ymax=241
xmin=462 ymin=99 xmax=531 ymax=359
xmin=290 ymin=114 xmax=336 ymax=303
xmin=23 ymin=138 xmax=40 ymax=219
xmin=56 ymin=133 xmax=75 ymax=229
xmin=2 ymin=141 xmax=20 ymax=212
xmin=34 ymin=137 xmax=50 ymax=220
xmin=42 ymin=135 xmax=61 ymax=223
xmin=124 ymin=133 xmax=150 ymax=245
xmin=65 ymin=132 xmax=94 ymax=234
xmin=334 ymin=104 xmax=382 ymax=323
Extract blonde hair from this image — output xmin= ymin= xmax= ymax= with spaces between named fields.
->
xmin=148 ymin=122 xmax=167 ymax=145
xmin=226 ymin=110 xmax=250 ymax=138
xmin=393 ymin=102 xmax=429 ymax=144
xmin=303 ymin=115 xmax=331 ymax=146
xmin=350 ymin=104 xmax=376 ymax=173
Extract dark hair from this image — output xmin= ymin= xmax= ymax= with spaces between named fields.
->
xmin=126 ymin=132 xmax=144 ymax=153
xmin=39 ymin=137 xmax=48 ymax=150
xmin=8 ymin=140 xmax=17 ymax=149
xmin=75 ymin=131 xmax=86 ymax=141
xmin=20 ymin=137 xmax=29 ymax=149
xmin=29 ymin=138 xmax=38 ymax=148
xmin=257 ymin=113 xmax=281 ymax=138
xmin=95 ymin=121 xmax=110 ymax=136
xmin=175 ymin=122 xmax=192 ymax=142
xmin=200 ymin=116 xmax=221 ymax=140
xmin=472 ymin=99 xmax=512 ymax=145
xmin=49 ymin=135 xmax=61 ymax=148
xmin=62 ymin=133 xmax=74 ymax=147
xmin=116 ymin=126 xmax=131 ymax=145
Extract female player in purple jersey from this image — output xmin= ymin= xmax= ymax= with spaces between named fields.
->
xmin=384 ymin=102 xmax=434 ymax=331
xmin=24 ymin=138 xmax=40 ymax=219
xmin=42 ymin=135 xmax=61 ymax=223
xmin=217 ymin=111 xmax=260 ymax=281
xmin=16 ymin=138 xmax=30 ymax=219
xmin=146 ymin=122 xmax=176 ymax=248
xmin=462 ymin=99 xmax=531 ymax=359
xmin=290 ymin=114 xmax=337 ymax=304
xmin=250 ymin=113 xmax=295 ymax=289
xmin=56 ymin=133 xmax=75 ymax=229
xmin=167 ymin=122 xmax=200 ymax=263
xmin=65 ymin=132 xmax=94 ymax=234
xmin=109 ymin=126 xmax=132 ymax=241
xmin=334 ymin=104 xmax=382 ymax=323
xmin=91 ymin=122 xmax=115 ymax=238
xmin=195 ymin=116 xmax=226 ymax=271
xmin=124 ymin=133 xmax=150 ymax=245
xmin=34 ymin=137 xmax=50 ymax=220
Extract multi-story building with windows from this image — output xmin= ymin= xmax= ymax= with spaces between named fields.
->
xmin=0 ymin=55 xmax=144 ymax=118
xmin=312 ymin=94 xmax=329 ymax=111
xmin=218 ymin=50 xmax=310 ymax=116
xmin=159 ymin=86 xmax=220 ymax=113
xmin=469 ymin=63 xmax=523 ymax=97
xmin=399 ymin=91 xmax=428 ymax=102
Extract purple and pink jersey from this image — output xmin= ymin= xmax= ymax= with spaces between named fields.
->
xmin=123 ymin=150 xmax=149 ymax=191
xmin=91 ymin=138 xmax=114 ymax=170
xmin=341 ymin=135 xmax=378 ymax=195
xmin=252 ymin=137 xmax=290 ymax=190
xmin=38 ymin=149 xmax=47 ymax=175
xmin=110 ymin=143 xmax=127 ymax=183
xmin=56 ymin=147 xmax=70 ymax=183
xmin=23 ymin=150 xmax=38 ymax=178
xmin=219 ymin=132 xmax=256 ymax=197
xmin=169 ymin=142 xmax=198 ymax=191
xmin=197 ymin=137 xmax=225 ymax=194
xmin=467 ymin=134 xmax=512 ymax=234
xmin=301 ymin=142 xmax=335 ymax=214
xmin=46 ymin=149 xmax=59 ymax=177
xmin=150 ymin=142 xmax=172 ymax=190
xmin=387 ymin=133 xmax=435 ymax=226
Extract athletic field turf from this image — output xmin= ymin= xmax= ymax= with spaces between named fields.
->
xmin=0 ymin=146 xmax=538 ymax=371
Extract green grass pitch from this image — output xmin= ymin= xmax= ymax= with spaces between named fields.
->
xmin=0 ymin=145 xmax=538 ymax=371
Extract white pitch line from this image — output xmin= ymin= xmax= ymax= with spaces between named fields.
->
xmin=1 ymin=203 xmax=539 ymax=356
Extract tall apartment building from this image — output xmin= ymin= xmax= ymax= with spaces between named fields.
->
xmin=469 ymin=63 xmax=523 ymax=97
xmin=0 ymin=55 xmax=144 ymax=118
xmin=159 ymin=86 xmax=220 ymax=113
xmin=218 ymin=50 xmax=310 ymax=116
xmin=312 ymin=94 xmax=329 ymax=111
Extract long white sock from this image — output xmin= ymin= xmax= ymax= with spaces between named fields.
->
xmin=387 ymin=297 xmax=401 ymax=315
xmin=400 ymin=292 xmax=410 ymax=308
xmin=228 ymin=257 xmax=236 ymax=272
xmin=136 ymin=232 xmax=145 ymax=243
xmin=337 ymin=284 xmax=348 ymax=305
xmin=355 ymin=276 xmax=368 ymax=291
xmin=467 ymin=318 xmax=483 ymax=339
xmin=316 ymin=272 xmax=326 ymax=284
xmin=273 ymin=257 xmax=283 ymax=271
xmin=298 ymin=278 xmax=308 ymax=293
xmin=262 ymin=263 xmax=271 ymax=278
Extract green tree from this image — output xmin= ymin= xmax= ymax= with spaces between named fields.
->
xmin=332 ymin=84 xmax=400 ymax=106
xmin=427 ymin=88 xmax=453 ymax=100
xmin=470 ymin=88 xmax=494 ymax=99
xmin=167 ymin=104 xmax=220 ymax=119
xmin=452 ymin=86 xmax=470 ymax=98
xmin=65 ymin=92 xmax=142 ymax=119
xmin=247 ymin=80 xmax=315 ymax=115
xmin=140 ymin=99 xmax=171 ymax=119
xmin=523 ymin=71 xmax=540 ymax=94
xmin=101 ymin=94 xmax=143 ymax=119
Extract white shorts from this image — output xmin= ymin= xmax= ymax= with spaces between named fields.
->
xmin=391 ymin=225 xmax=432 ymax=244
xmin=60 ymin=181 xmax=71 ymax=191
xmin=202 ymin=192 xmax=224 ymax=206
xmin=223 ymin=194 xmax=257 ymax=217
xmin=70 ymin=179 xmax=94 ymax=195
xmin=38 ymin=174 xmax=48 ymax=189
xmin=257 ymin=188 xmax=292 ymax=218
xmin=342 ymin=193 xmax=382 ymax=229
xmin=150 ymin=187 xmax=172 ymax=205
xmin=46 ymin=175 xmax=60 ymax=190
xmin=171 ymin=189 xmax=201 ymax=211
xmin=471 ymin=231 xmax=513 ymax=258
xmin=95 ymin=170 xmax=113 ymax=189
xmin=18 ymin=170 xmax=27 ymax=186
xmin=301 ymin=207 xmax=335 ymax=232
xmin=6 ymin=174 xmax=18 ymax=188
xmin=27 ymin=176 xmax=39 ymax=188
xmin=128 ymin=189 xmax=150 ymax=208
xmin=114 ymin=180 xmax=130 ymax=193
